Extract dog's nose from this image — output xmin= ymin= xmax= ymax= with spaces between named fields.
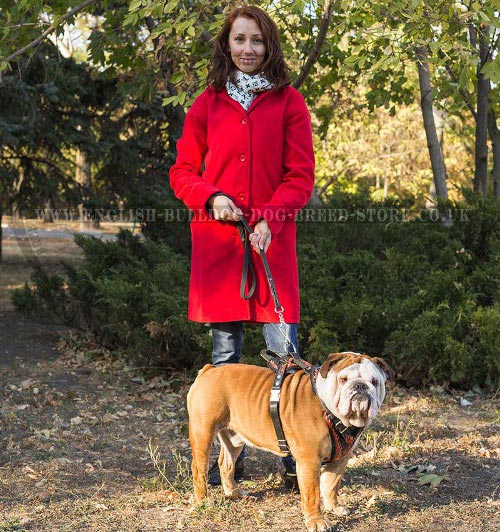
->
xmin=354 ymin=381 xmax=368 ymax=392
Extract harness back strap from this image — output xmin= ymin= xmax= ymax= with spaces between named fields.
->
xmin=269 ymin=362 xmax=291 ymax=454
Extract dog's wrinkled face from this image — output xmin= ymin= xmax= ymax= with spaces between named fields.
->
xmin=317 ymin=352 xmax=394 ymax=428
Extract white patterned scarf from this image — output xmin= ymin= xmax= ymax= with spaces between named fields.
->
xmin=226 ymin=69 xmax=273 ymax=111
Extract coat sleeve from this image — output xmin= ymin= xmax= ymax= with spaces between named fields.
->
xmin=169 ymin=93 xmax=222 ymax=214
xmin=249 ymin=92 xmax=315 ymax=236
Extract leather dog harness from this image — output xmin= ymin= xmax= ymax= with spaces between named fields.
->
xmin=262 ymin=350 xmax=364 ymax=463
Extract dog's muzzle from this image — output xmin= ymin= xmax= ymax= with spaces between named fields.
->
xmin=342 ymin=381 xmax=374 ymax=424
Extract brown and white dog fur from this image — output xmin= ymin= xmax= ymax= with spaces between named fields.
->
xmin=187 ymin=352 xmax=394 ymax=531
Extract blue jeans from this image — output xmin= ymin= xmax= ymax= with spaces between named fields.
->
xmin=211 ymin=322 xmax=299 ymax=366
xmin=211 ymin=321 xmax=298 ymax=470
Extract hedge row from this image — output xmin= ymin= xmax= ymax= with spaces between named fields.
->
xmin=13 ymin=193 xmax=499 ymax=387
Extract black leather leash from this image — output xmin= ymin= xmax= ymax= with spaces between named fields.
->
xmin=238 ymin=217 xmax=281 ymax=310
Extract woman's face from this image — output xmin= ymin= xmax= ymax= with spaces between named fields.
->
xmin=228 ymin=17 xmax=266 ymax=75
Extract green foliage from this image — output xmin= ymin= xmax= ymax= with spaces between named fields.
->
xmin=11 ymin=266 xmax=66 ymax=317
xmin=13 ymin=194 xmax=499 ymax=388
xmin=139 ymin=189 xmax=192 ymax=257
xmin=0 ymin=38 xmax=172 ymax=231
xmin=13 ymin=230 xmax=209 ymax=371
xmin=295 ymin=193 xmax=499 ymax=386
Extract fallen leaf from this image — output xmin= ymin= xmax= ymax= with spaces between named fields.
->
xmin=418 ymin=473 xmax=448 ymax=488
xmin=54 ymin=457 xmax=72 ymax=465
xmin=398 ymin=463 xmax=436 ymax=474
xmin=20 ymin=379 xmax=33 ymax=390
xmin=366 ymin=495 xmax=377 ymax=508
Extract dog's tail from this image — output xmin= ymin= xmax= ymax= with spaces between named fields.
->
xmin=187 ymin=364 xmax=214 ymax=408
xmin=196 ymin=364 xmax=214 ymax=378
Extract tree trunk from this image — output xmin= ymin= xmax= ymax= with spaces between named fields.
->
xmin=307 ymin=187 xmax=322 ymax=206
xmin=426 ymin=175 xmax=437 ymax=210
xmin=0 ymin=203 xmax=3 ymax=264
xmin=473 ymin=25 xmax=490 ymax=195
xmin=75 ymin=148 xmax=95 ymax=228
xmin=12 ymin=165 xmax=25 ymax=218
xmin=487 ymin=109 xmax=500 ymax=198
xmin=415 ymin=45 xmax=449 ymax=205
xmin=75 ymin=148 xmax=92 ymax=189
xmin=43 ymin=198 xmax=53 ymax=223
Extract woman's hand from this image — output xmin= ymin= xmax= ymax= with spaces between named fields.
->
xmin=250 ymin=219 xmax=271 ymax=254
xmin=208 ymin=194 xmax=243 ymax=221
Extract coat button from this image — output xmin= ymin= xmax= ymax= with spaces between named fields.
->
xmin=238 ymin=194 xmax=245 ymax=201
xmin=241 ymin=119 xmax=247 ymax=125
xmin=239 ymin=154 xmax=246 ymax=162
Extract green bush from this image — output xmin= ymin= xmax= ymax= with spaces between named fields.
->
xmin=13 ymin=192 xmax=499 ymax=387
xmin=13 ymin=230 xmax=209 ymax=372
xmin=295 ymin=193 xmax=499 ymax=386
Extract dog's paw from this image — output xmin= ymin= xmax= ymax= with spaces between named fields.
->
xmin=226 ymin=487 xmax=248 ymax=499
xmin=188 ymin=492 xmax=206 ymax=509
xmin=330 ymin=505 xmax=349 ymax=516
xmin=323 ymin=500 xmax=350 ymax=516
xmin=306 ymin=518 xmax=335 ymax=531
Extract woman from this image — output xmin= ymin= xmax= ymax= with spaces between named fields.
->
xmin=169 ymin=5 xmax=315 ymax=485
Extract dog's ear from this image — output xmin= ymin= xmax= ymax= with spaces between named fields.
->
xmin=319 ymin=353 xmax=349 ymax=378
xmin=372 ymin=357 xmax=395 ymax=381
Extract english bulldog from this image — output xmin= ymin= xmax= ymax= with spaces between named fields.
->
xmin=187 ymin=352 xmax=394 ymax=531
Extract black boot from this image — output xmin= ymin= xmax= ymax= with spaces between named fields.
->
xmin=208 ymin=447 xmax=246 ymax=486
xmin=282 ymin=455 xmax=299 ymax=489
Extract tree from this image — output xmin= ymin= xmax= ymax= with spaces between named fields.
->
xmin=415 ymin=45 xmax=449 ymax=203
xmin=334 ymin=0 xmax=499 ymax=197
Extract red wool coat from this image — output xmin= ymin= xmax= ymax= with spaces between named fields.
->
xmin=169 ymin=84 xmax=315 ymax=323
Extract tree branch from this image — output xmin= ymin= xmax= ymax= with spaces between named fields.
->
xmin=0 ymin=154 xmax=76 ymax=173
xmin=292 ymin=0 xmax=334 ymax=89
xmin=0 ymin=0 xmax=95 ymax=69
xmin=438 ymin=51 xmax=477 ymax=120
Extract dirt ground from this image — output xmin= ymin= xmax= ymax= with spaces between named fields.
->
xmin=0 ymin=234 xmax=499 ymax=531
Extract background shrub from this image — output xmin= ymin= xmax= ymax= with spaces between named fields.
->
xmin=13 ymin=193 xmax=499 ymax=387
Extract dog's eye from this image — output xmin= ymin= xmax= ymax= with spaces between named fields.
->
xmin=372 ymin=378 xmax=378 ymax=386
xmin=339 ymin=376 xmax=348 ymax=384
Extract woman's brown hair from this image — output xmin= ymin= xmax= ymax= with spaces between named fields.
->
xmin=207 ymin=5 xmax=291 ymax=91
